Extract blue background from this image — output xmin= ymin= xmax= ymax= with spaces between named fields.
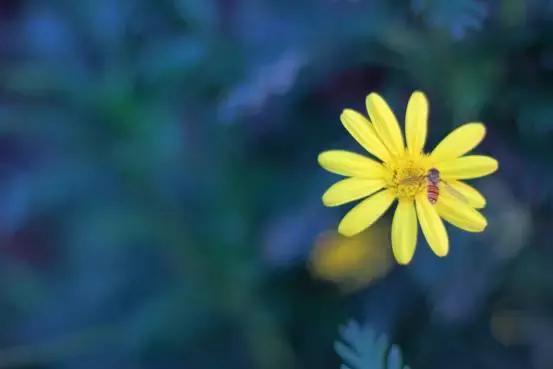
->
xmin=0 ymin=1 xmax=550 ymax=368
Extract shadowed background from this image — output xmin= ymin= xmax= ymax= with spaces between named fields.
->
xmin=0 ymin=0 xmax=550 ymax=368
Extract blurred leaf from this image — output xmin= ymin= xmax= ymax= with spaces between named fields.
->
xmin=412 ymin=0 xmax=488 ymax=39
xmin=335 ymin=321 xmax=410 ymax=369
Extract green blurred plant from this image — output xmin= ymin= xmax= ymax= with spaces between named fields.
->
xmin=335 ymin=321 xmax=410 ymax=369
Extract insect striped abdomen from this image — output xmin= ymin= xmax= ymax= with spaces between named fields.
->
xmin=427 ymin=182 xmax=439 ymax=204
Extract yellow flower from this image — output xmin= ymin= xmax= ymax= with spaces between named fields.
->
xmin=309 ymin=226 xmax=392 ymax=291
xmin=318 ymin=91 xmax=498 ymax=265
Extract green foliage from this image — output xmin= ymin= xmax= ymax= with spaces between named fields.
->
xmin=335 ymin=321 xmax=410 ymax=369
xmin=0 ymin=0 xmax=550 ymax=368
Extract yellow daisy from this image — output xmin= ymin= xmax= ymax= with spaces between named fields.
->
xmin=318 ymin=91 xmax=498 ymax=265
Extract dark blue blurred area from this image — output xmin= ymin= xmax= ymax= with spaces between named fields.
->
xmin=0 ymin=0 xmax=551 ymax=368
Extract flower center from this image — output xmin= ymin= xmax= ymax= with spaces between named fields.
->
xmin=387 ymin=159 xmax=427 ymax=200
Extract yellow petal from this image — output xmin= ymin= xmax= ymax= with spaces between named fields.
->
xmin=405 ymin=91 xmax=428 ymax=156
xmin=415 ymin=193 xmax=449 ymax=257
xmin=431 ymin=123 xmax=486 ymax=162
xmin=437 ymin=155 xmax=498 ymax=180
xmin=340 ymin=109 xmax=391 ymax=162
xmin=391 ymin=200 xmax=417 ymax=265
xmin=318 ymin=150 xmax=386 ymax=178
xmin=338 ymin=189 xmax=395 ymax=237
xmin=322 ymin=178 xmax=386 ymax=207
xmin=436 ymin=191 xmax=487 ymax=232
xmin=365 ymin=93 xmax=405 ymax=157
xmin=445 ymin=180 xmax=486 ymax=208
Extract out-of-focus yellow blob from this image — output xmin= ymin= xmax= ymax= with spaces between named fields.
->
xmin=309 ymin=224 xmax=392 ymax=291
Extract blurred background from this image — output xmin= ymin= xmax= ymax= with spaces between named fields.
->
xmin=0 ymin=0 xmax=550 ymax=368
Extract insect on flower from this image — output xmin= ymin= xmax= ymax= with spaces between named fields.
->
xmin=398 ymin=168 xmax=468 ymax=205
xmin=318 ymin=91 xmax=498 ymax=264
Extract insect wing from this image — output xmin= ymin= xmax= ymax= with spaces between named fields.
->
xmin=397 ymin=175 xmax=425 ymax=186
xmin=441 ymin=181 xmax=469 ymax=204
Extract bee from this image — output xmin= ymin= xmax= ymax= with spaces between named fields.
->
xmin=399 ymin=168 xmax=467 ymax=205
